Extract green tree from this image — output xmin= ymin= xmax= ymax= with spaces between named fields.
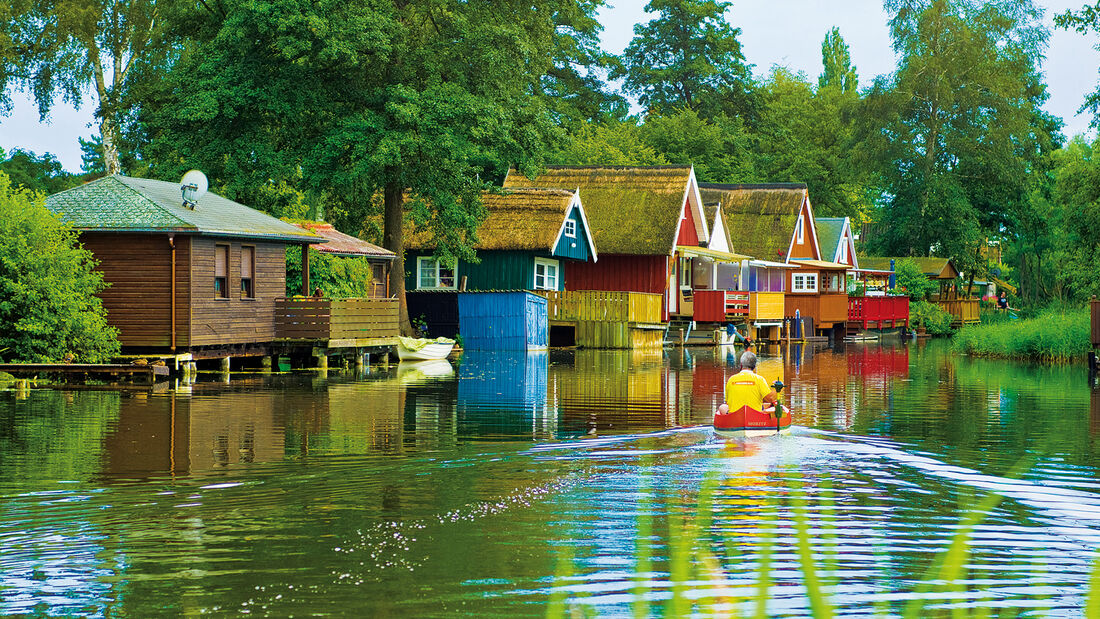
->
xmin=865 ymin=0 xmax=1054 ymax=271
xmin=638 ymin=109 xmax=755 ymax=182
xmin=750 ymin=67 xmax=873 ymax=221
xmin=0 ymin=0 xmax=164 ymax=174
xmin=142 ymin=0 xmax=571 ymax=333
xmin=613 ymin=0 xmax=756 ymax=120
xmin=0 ymin=172 xmax=119 ymax=362
xmin=819 ymin=27 xmax=858 ymax=93
xmin=549 ymin=120 xmax=668 ymax=165
xmin=540 ymin=0 xmax=627 ymax=128
xmin=1048 ymin=137 xmax=1100 ymax=300
xmin=0 ymin=148 xmax=79 ymax=194
xmin=893 ymin=258 xmax=936 ymax=300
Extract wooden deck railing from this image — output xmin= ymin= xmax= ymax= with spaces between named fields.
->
xmin=936 ymin=299 xmax=980 ymax=325
xmin=275 ymin=298 xmax=399 ymax=340
xmin=848 ymin=296 xmax=910 ymax=329
xmin=542 ymin=290 xmax=663 ymax=324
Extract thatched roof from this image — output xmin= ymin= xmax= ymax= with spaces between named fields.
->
xmin=860 ymin=256 xmax=959 ymax=279
xmin=503 ymin=165 xmax=695 ymax=255
xmin=404 ymin=188 xmax=584 ymax=254
xmin=699 ymin=183 xmax=807 ymax=262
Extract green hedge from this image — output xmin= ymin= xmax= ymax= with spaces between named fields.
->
xmin=953 ymin=308 xmax=1090 ymax=362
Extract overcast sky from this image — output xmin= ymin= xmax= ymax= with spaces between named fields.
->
xmin=2 ymin=0 xmax=1098 ymax=172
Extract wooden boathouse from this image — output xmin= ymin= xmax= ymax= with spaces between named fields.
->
xmin=700 ymin=183 xmax=850 ymax=338
xmin=46 ymin=175 xmax=399 ymax=369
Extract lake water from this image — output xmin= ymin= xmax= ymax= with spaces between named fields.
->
xmin=2 ymin=339 xmax=1099 ymax=617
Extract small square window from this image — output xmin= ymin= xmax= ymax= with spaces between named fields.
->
xmin=534 ymin=258 xmax=559 ymax=290
xmin=416 ymin=257 xmax=457 ymax=290
xmin=564 ymin=219 xmax=576 ymax=238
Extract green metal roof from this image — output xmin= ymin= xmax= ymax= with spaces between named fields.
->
xmin=815 ymin=217 xmax=845 ymax=262
xmin=45 ymin=175 xmax=323 ymax=244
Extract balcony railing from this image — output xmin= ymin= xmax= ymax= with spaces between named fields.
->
xmin=848 ymin=295 xmax=910 ymax=329
xmin=275 ymin=298 xmax=399 ymax=340
xmin=935 ymin=299 xmax=980 ymax=325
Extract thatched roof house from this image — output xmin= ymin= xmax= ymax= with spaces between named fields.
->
xmin=404 ymin=188 xmax=596 ymax=259
xmin=502 ymin=165 xmax=706 ymax=256
xmin=698 ymin=182 xmax=813 ymax=262
xmin=403 ymin=187 xmax=595 ymax=292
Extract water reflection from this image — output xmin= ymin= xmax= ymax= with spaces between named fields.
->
xmin=1 ymin=341 xmax=1100 ymax=616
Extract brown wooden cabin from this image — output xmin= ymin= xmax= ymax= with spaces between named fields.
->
xmin=292 ymin=222 xmax=396 ymax=298
xmin=46 ymin=175 xmax=324 ymax=357
xmin=699 ymin=183 xmax=849 ymax=336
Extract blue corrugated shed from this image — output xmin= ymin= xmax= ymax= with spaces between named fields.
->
xmin=458 ymin=291 xmax=548 ymax=350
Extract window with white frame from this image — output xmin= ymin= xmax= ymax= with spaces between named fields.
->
xmin=534 ymin=258 xmax=559 ymax=290
xmin=838 ymin=241 xmax=848 ymax=264
xmin=792 ymin=272 xmax=818 ymax=293
xmin=795 ymin=216 xmax=804 ymax=244
xmin=416 ymin=256 xmax=457 ymax=290
xmin=564 ymin=218 xmax=576 ymax=238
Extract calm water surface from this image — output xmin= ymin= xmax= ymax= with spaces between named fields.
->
xmin=2 ymin=340 xmax=1099 ymax=617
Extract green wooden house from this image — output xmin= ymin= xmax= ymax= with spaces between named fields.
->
xmin=404 ymin=188 xmax=597 ymax=292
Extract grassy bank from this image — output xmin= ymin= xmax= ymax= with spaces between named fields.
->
xmin=953 ymin=308 xmax=1091 ymax=362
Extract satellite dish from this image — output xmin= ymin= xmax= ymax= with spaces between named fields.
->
xmin=180 ymin=170 xmax=209 ymax=209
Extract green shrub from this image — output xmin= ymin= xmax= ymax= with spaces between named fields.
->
xmin=910 ymin=300 xmax=955 ymax=335
xmin=285 ymin=247 xmax=376 ymax=298
xmin=0 ymin=173 xmax=120 ymax=362
xmin=954 ymin=307 xmax=1090 ymax=361
xmin=895 ymin=258 xmax=937 ymax=300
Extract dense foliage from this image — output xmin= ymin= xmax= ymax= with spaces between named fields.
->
xmin=892 ymin=258 xmax=936 ymax=300
xmin=9 ymin=0 xmax=1100 ymax=311
xmin=0 ymin=172 xmax=119 ymax=362
xmin=284 ymin=248 xmax=376 ymax=299
xmin=954 ymin=308 xmax=1090 ymax=361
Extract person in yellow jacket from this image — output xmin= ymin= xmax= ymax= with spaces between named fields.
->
xmin=725 ymin=350 xmax=778 ymax=412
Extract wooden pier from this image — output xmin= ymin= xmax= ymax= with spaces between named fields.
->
xmin=0 ymin=363 xmax=170 ymax=384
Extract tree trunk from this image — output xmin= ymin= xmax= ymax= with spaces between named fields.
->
xmin=100 ymin=115 xmax=122 ymax=175
xmin=383 ymin=182 xmax=413 ymax=335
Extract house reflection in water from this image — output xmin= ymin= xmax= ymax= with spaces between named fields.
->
xmin=457 ymin=350 xmax=551 ymax=439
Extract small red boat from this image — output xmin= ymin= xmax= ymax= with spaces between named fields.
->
xmin=713 ymin=403 xmax=792 ymax=438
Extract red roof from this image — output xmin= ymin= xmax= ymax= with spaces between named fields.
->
xmin=293 ymin=222 xmax=395 ymax=259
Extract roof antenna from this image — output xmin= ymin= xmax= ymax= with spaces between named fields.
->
xmin=180 ymin=170 xmax=208 ymax=210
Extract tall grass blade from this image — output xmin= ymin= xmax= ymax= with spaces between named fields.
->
xmin=1086 ymin=551 xmax=1100 ymax=619
xmin=753 ymin=494 xmax=777 ymax=619
xmin=790 ymin=478 xmax=834 ymax=619
xmin=546 ymin=543 xmax=575 ymax=619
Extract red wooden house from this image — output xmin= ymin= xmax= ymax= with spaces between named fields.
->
xmin=502 ymin=165 xmax=710 ymax=322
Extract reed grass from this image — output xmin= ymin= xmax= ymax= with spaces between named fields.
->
xmin=545 ymin=460 xmax=1093 ymax=618
xmin=953 ymin=308 xmax=1090 ymax=362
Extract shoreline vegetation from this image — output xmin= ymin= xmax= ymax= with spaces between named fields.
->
xmin=953 ymin=308 xmax=1090 ymax=362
